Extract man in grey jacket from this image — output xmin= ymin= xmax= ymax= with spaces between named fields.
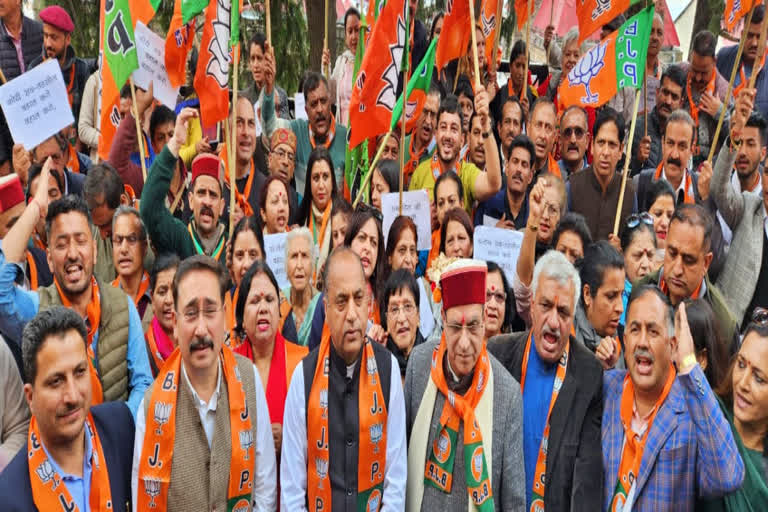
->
xmin=404 ymin=258 xmax=525 ymax=511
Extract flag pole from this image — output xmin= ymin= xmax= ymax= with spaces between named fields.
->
xmin=468 ymin=0 xmax=481 ymax=88
xmin=546 ymin=0 xmax=554 ymax=65
xmin=266 ymin=0 xmax=272 ymax=44
xmin=323 ymin=0 xmax=330 ymax=76
xmin=643 ymin=0 xmax=648 ymax=137
xmin=748 ymin=7 xmax=768 ymax=90
xmin=399 ymin=8 xmax=411 ymax=215
xmin=491 ymin=0 xmax=504 ymax=74
xmin=354 ymin=131 xmax=392 ymax=208
xmin=707 ymin=7 xmax=754 ymax=164
xmin=523 ymin=0 xmax=533 ymax=98
xmin=129 ymin=78 xmax=148 ymax=183
xmin=613 ymin=89 xmax=642 ymax=236
xmin=229 ymin=44 xmax=240 ymax=239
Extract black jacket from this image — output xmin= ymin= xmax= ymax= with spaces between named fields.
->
xmin=487 ymin=330 xmax=604 ymax=511
xmin=31 ymin=46 xmax=94 ymax=127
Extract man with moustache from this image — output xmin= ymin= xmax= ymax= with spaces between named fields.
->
xmin=280 ymin=248 xmax=407 ymax=510
xmin=557 ymin=106 xmax=590 ymax=179
xmin=475 ymin=135 xmax=535 ymax=230
xmin=132 ymin=255 xmax=276 ymax=511
xmin=728 ymin=112 xmax=766 ymax=195
xmin=267 ymin=127 xmax=300 ymax=223
xmin=496 ymin=97 xmax=524 ymax=169
xmin=111 ymin=206 xmax=153 ymax=332
xmin=489 ymin=250 xmax=603 ymax=511
xmin=630 ymin=66 xmax=687 ymax=174
xmin=0 ymin=185 xmax=153 ymax=417
xmin=223 ymin=96 xmax=266 ymax=217
xmin=403 ymin=87 xmax=440 ymax=185
xmin=14 ymin=134 xmax=85 ymax=198
xmin=467 ymin=113 xmax=486 ymax=170
xmin=0 ymin=307 xmax=135 ymax=511
xmin=602 ymin=287 xmax=743 ymax=510
xmin=405 ymin=258 xmax=525 ymax=510
xmin=141 ymin=108 xmax=228 ymax=263
xmin=409 ymin=93 xmax=502 ymax=216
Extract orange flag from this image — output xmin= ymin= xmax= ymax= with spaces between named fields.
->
xmin=725 ymin=0 xmax=761 ymax=32
xmin=514 ymin=0 xmax=533 ymax=31
xmin=194 ymin=0 xmax=232 ymax=129
xmin=347 ymin=0 xmax=408 ymax=148
xmin=576 ymin=0 xmax=640 ymax=44
xmin=165 ymin=0 xmax=196 ymax=88
xmin=132 ymin=0 xmax=160 ymax=26
xmin=481 ymin=0 xmax=499 ymax=65
xmin=435 ymin=0 xmax=470 ymax=72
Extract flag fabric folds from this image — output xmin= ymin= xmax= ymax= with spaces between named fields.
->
xmin=575 ymin=0 xmax=640 ymax=44
xmin=559 ymin=5 xmax=654 ymax=109
xmin=182 ymin=0 xmax=210 ymax=23
xmin=725 ymin=0 xmax=760 ymax=32
xmin=230 ymin=0 xmax=242 ymax=47
xmin=97 ymin=0 xmax=139 ymax=161
xmin=391 ymin=37 xmax=437 ymax=133
xmin=481 ymin=0 xmax=499 ymax=66
xmin=435 ymin=0 xmax=470 ymax=72
xmin=194 ymin=0 xmax=233 ymax=129
xmin=514 ymin=0 xmax=533 ymax=31
xmin=165 ymin=0 xmax=196 ymax=88
xmin=344 ymin=18 xmax=369 ymax=200
xmin=347 ymin=0 xmax=408 ymax=149
xmin=132 ymin=0 xmax=161 ymax=26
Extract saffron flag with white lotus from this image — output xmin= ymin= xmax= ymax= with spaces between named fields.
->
xmin=194 ymin=0 xmax=232 ymax=129
xmin=558 ymin=5 xmax=654 ymax=110
xmin=575 ymin=0 xmax=641 ymax=44
xmin=725 ymin=0 xmax=761 ymax=32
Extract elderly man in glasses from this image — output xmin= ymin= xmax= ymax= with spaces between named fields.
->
xmin=404 ymin=259 xmax=525 ymax=511
xmin=489 ymin=250 xmax=603 ymax=510
xmin=111 ymin=206 xmax=153 ymax=332
xmin=557 ymin=106 xmax=590 ymax=179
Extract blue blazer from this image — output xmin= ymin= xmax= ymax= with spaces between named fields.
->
xmin=601 ymin=365 xmax=744 ymax=511
xmin=0 ymin=402 xmax=134 ymax=512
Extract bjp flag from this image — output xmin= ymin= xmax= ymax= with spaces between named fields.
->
xmin=481 ymin=0 xmax=499 ymax=65
xmin=559 ymin=5 xmax=654 ymax=109
xmin=576 ymin=0 xmax=641 ymax=44
xmin=165 ymin=0 xmax=196 ymax=88
xmin=725 ymin=0 xmax=761 ymax=32
xmin=194 ymin=0 xmax=232 ymax=129
xmin=514 ymin=0 xmax=533 ymax=31
xmin=347 ymin=0 xmax=408 ymax=148
xmin=435 ymin=0 xmax=470 ymax=72
xmin=132 ymin=0 xmax=161 ymax=26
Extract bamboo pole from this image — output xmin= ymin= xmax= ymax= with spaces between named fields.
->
xmin=129 ymin=78 xmax=148 ymax=183
xmin=354 ymin=131 xmax=392 ymax=208
xmin=491 ymin=0 xmax=504 ymax=74
xmin=323 ymin=0 xmax=330 ymax=76
xmin=522 ymin=0 xmax=533 ymax=99
xmin=467 ymin=0 xmax=481 ymax=88
xmin=545 ymin=0 xmax=554 ymax=66
xmin=613 ymin=90 xmax=642 ymax=236
xmin=266 ymin=0 xmax=272 ymax=45
xmin=229 ymin=44 xmax=240 ymax=239
xmin=399 ymin=11 xmax=410 ymax=215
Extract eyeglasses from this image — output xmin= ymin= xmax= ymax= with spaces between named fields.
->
xmin=625 ymin=212 xmax=654 ymax=229
xmin=273 ymin=148 xmax=295 ymax=161
xmin=486 ymin=291 xmax=507 ymax=304
xmin=752 ymin=307 xmax=768 ymax=325
xmin=387 ymin=303 xmax=416 ymax=317
xmin=444 ymin=321 xmax=483 ymax=337
xmin=562 ymin=126 xmax=585 ymax=139
xmin=182 ymin=304 xmax=224 ymax=322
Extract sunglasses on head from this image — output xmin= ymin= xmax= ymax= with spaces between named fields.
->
xmin=752 ymin=307 xmax=768 ymax=325
xmin=355 ymin=202 xmax=384 ymax=223
xmin=625 ymin=212 xmax=654 ymax=229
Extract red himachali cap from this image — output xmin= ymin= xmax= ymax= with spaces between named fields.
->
xmin=0 ymin=174 xmax=25 ymax=213
xmin=440 ymin=259 xmax=487 ymax=311
xmin=39 ymin=6 xmax=74 ymax=33
xmin=191 ymin=153 xmax=222 ymax=186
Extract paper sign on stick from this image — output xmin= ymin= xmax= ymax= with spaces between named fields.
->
xmin=381 ymin=190 xmax=432 ymax=251
xmin=473 ymin=226 xmax=524 ymax=284
xmin=133 ymin=21 xmax=180 ymax=108
xmin=264 ymin=232 xmax=290 ymax=290
xmin=0 ymin=59 xmax=74 ymax=150
xmin=294 ymin=93 xmax=308 ymax=120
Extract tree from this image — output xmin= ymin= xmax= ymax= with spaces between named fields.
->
xmin=306 ymin=0 xmax=336 ymax=74
xmin=689 ymin=0 xmax=725 ymax=56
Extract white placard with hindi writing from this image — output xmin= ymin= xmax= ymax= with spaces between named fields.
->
xmin=294 ymin=93 xmax=307 ymax=120
xmin=473 ymin=225 xmax=524 ymax=284
xmin=381 ymin=189 xmax=431 ymax=251
xmin=264 ymin=232 xmax=290 ymax=290
xmin=132 ymin=21 xmax=179 ymax=108
xmin=0 ymin=59 xmax=74 ymax=150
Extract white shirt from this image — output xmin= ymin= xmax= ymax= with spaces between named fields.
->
xmin=279 ymin=353 xmax=407 ymax=512
xmin=130 ymin=362 xmax=277 ymax=511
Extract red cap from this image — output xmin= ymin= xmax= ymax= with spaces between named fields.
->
xmin=190 ymin=153 xmax=222 ymax=187
xmin=39 ymin=6 xmax=74 ymax=33
xmin=0 ymin=174 xmax=24 ymax=213
xmin=440 ymin=259 xmax=487 ymax=311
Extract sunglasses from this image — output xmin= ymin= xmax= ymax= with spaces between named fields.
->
xmin=562 ymin=126 xmax=586 ymax=139
xmin=752 ymin=307 xmax=768 ymax=325
xmin=625 ymin=212 xmax=654 ymax=229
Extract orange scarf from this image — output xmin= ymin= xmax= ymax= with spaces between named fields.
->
xmin=25 ymin=251 xmax=38 ymax=290
xmin=734 ymin=53 xmax=766 ymax=98
xmin=111 ymin=271 xmax=150 ymax=307
xmin=27 ymin=413 xmax=112 ymax=511
xmin=309 ymin=202 xmax=332 ymax=248
xmin=654 ymin=162 xmax=695 ymax=205
xmin=221 ymin=150 xmax=256 ymax=218
xmin=67 ymin=143 xmax=80 ymax=174
xmin=424 ymin=335 xmax=495 ymax=510
xmin=430 ymin=153 xmax=457 ymax=180
xmin=138 ymin=347 xmax=253 ymax=510
xmin=404 ymin=136 xmax=426 ymax=185
xmin=686 ymin=71 xmax=716 ymax=128
xmin=225 ymin=287 xmax=241 ymax=347
xmin=54 ymin=276 xmax=103 ymax=405
xmin=659 ymin=270 xmax=703 ymax=300
xmin=520 ymin=331 xmax=568 ymax=510
xmin=309 ymin=114 xmax=337 ymax=149
xmin=307 ymin=324 xmax=387 ymax=511
xmin=610 ymin=366 xmax=676 ymax=509
xmin=545 ymin=153 xmax=562 ymax=179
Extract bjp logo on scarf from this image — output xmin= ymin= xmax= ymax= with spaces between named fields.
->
xmin=367 ymin=356 xmax=378 ymax=385
xmin=530 ymin=498 xmax=545 ymax=512
xmin=319 ymin=388 xmax=329 ymax=418
xmin=366 ymin=489 xmax=382 ymax=512
xmin=434 ymin=430 xmax=451 ymax=463
xmin=35 ymin=459 xmax=59 ymax=489
xmin=471 ymin=446 xmax=484 ymax=483
xmin=369 ymin=423 xmax=383 ymax=453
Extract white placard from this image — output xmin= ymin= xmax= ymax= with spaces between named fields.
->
xmin=0 ymin=59 xmax=74 ymax=150
xmin=473 ymin=225 xmax=524 ymax=285
xmin=132 ymin=21 xmax=179 ymax=108
xmin=294 ymin=93 xmax=307 ymax=120
xmin=264 ymin=232 xmax=290 ymax=290
xmin=381 ymin=189 xmax=431 ymax=251
xmin=483 ymin=214 xmax=500 ymax=227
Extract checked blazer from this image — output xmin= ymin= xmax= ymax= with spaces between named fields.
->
xmin=601 ymin=365 xmax=744 ymax=511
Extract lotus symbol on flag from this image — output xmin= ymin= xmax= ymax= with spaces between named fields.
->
xmin=315 ymin=457 xmax=329 ymax=485
xmin=153 ymin=402 xmax=172 ymax=435
xmin=239 ymin=430 xmax=254 ymax=459
xmin=35 ymin=460 xmax=58 ymax=489
xmin=568 ymin=41 xmax=607 ymax=105
xmin=481 ymin=11 xmax=495 ymax=37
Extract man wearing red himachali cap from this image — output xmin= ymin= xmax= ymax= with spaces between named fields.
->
xmin=404 ymin=259 xmax=525 ymax=510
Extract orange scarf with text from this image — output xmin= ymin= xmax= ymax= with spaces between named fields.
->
xmin=659 ymin=270 xmax=703 ymax=300
xmin=306 ymin=324 xmax=387 ymax=511
xmin=520 ymin=331 xmax=569 ymax=511
xmin=27 ymin=414 xmax=112 ymax=511
xmin=686 ymin=71 xmax=716 ymax=128
xmin=424 ymin=335 xmax=495 ymax=511
xmin=54 ymin=276 xmax=103 ymax=405
xmin=225 ymin=287 xmax=241 ymax=347
xmin=111 ymin=271 xmax=150 ymax=307
xmin=221 ymin=149 xmax=256 ymax=218
xmin=430 ymin=153 xmax=456 ymax=180
xmin=654 ymin=162 xmax=695 ymax=205
xmin=137 ymin=347 xmax=253 ymax=511
xmin=309 ymin=114 xmax=337 ymax=149
xmin=610 ymin=366 xmax=676 ymax=509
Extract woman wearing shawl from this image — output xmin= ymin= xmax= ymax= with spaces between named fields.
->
xmin=280 ymin=227 xmax=321 ymax=346
xmin=144 ymin=253 xmax=179 ymax=376
xmin=225 ymin=216 xmax=265 ymax=346
xmin=297 ymin=148 xmax=338 ymax=278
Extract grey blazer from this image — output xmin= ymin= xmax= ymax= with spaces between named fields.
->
xmin=711 ymin=142 xmax=765 ymax=325
xmin=404 ymin=340 xmax=526 ymax=511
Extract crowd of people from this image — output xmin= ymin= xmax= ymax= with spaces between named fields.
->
xmin=0 ymin=0 xmax=766 ymax=511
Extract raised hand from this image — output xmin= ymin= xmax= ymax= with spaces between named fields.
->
xmin=674 ymin=302 xmax=697 ymax=372
xmin=697 ymin=160 xmax=712 ymax=201
xmin=731 ymin=87 xmax=756 ymax=142
xmin=595 ymin=336 xmax=620 ymax=370
xmin=167 ymin=107 xmax=198 ymax=157
xmin=637 ymin=135 xmax=651 ymax=163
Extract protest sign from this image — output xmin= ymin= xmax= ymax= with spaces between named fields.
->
xmin=483 ymin=214 xmax=500 ymax=227
xmin=0 ymin=59 xmax=74 ymax=150
xmin=473 ymin=226 xmax=524 ymax=284
xmin=294 ymin=93 xmax=308 ymax=120
xmin=133 ymin=21 xmax=180 ymax=108
xmin=264 ymin=232 xmax=290 ymax=290
xmin=381 ymin=189 xmax=431 ymax=251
